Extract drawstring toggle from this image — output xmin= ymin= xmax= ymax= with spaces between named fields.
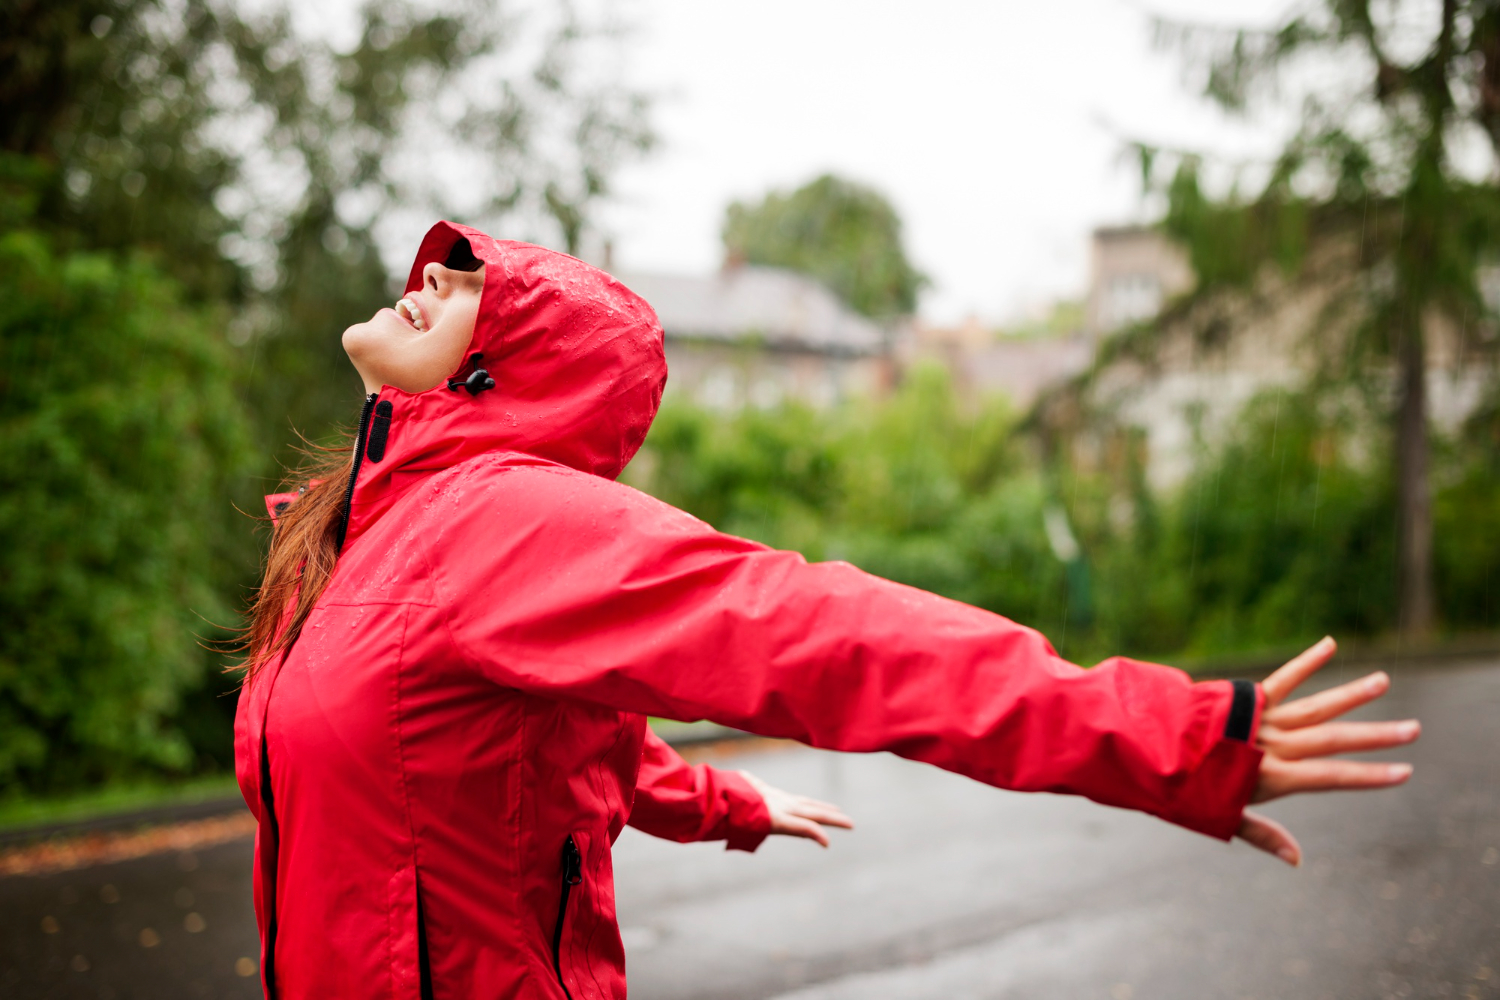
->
xmin=448 ymin=353 xmax=496 ymax=396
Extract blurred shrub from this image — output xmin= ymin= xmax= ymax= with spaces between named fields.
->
xmin=1435 ymin=401 xmax=1500 ymax=631
xmin=1080 ymin=392 xmax=1398 ymax=660
xmin=629 ymin=366 xmax=1072 ymax=644
xmin=0 ymin=226 xmax=253 ymax=794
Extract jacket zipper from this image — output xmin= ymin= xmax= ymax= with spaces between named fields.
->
xmin=550 ymin=835 xmax=583 ymax=1000
xmin=334 ymin=393 xmax=379 ymax=553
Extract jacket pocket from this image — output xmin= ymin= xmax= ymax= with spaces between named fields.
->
xmin=550 ymin=833 xmax=585 ymax=1000
xmin=417 ymin=879 xmax=435 ymax=1000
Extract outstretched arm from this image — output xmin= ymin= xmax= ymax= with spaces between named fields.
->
xmin=626 ymin=727 xmax=770 ymax=851
xmin=435 ymin=464 xmax=1264 ymax=841
xmin=628 ymin=728 xmax=854 ymax=850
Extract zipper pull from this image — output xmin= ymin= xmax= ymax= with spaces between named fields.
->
xmin=562 ymin=835 xmax=582 ymax=886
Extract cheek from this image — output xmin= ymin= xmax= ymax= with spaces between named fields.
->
xmin=437 ymin=301 xmax=482 ymax=368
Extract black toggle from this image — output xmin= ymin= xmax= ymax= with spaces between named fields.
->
xmin=447 ymin=352 xmax=496 ymax=395
xmin=366 ymin=400 xmax=393 ymax=462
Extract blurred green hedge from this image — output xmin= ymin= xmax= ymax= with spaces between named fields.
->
xmin=0 ymin=227 xmax=253 ymax=794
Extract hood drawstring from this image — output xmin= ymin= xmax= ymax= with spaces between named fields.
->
xmin=335 ymin=393 xmax=379 ymax=554
xmin=447 ymin=353 xmax=496 ymax=396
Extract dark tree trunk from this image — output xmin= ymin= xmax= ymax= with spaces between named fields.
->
xmin=1395 ymin=317 xmax=1434 ymax=637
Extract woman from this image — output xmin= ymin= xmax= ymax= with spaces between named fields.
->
xmin=236 ymin=221 xmax=1419 ymax=1000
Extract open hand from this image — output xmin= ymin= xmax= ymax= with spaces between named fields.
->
xmin=739 ymin=770 xmax=854 ymax=848
xmin=1237 ymin=637 xmax=1420 ymax=866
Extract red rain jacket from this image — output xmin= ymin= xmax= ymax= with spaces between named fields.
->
xmin=235 ymin=222 xmax=1265 ymax=1000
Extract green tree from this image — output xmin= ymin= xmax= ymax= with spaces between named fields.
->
xmin=1146 ymin=0 xmax=1500 ymax=636
xmin=0 ymin=225 xmax=254 ymax=791
xmin=722 ymin=174 xmax=927 ymax=319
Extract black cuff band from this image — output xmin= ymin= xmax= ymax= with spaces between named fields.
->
xmin=1224 ymin=679 xmax=1256 ymax=742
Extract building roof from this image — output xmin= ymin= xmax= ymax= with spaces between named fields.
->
xmin=614 ymin=265 xmax=887 ymax=356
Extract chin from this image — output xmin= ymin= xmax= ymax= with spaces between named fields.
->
xmin=342 ymin=309 xmax=402 ymax=384
xmin=344 ymin=307 xmax=399 ymax=348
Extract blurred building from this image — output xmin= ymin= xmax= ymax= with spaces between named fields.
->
xmin=905 ymin=227 xmax=1193 ymax=409
xmin=1085 ymin=225 xmax=1195 ymax=337
xmin=614 ymin=265 xmax=891 ymax=409
xmin=1037 ymin=239 xmax=1489 ymax=491
xmin=904 ymin=314 xmax=1094 ymax=409
xmin=613 ymin=225 xmax=1195 ymax=415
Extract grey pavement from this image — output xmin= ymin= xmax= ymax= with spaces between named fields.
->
xmin=3 ymin=659 xmax=1498 ymax=999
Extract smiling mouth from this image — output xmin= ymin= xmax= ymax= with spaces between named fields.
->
xmin=395 ymin=296 xmax=427 ymax=331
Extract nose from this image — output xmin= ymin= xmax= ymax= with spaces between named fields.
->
xmin=422 ymin=261 xmax=453 ymax=296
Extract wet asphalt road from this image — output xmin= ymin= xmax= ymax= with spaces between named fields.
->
xmin=3 ymin=659 xmax=1498 ymax=999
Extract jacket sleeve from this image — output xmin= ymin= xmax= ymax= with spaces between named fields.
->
xmin=428 ymin=462 xmax=1264 ymax=841
xmin=628 ymin=727 xmax=771 ymax=852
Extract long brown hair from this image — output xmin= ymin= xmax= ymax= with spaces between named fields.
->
xmin=240 ymin=440 xmax=356 ymax=681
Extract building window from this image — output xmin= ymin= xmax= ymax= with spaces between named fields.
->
xmin=1102 ymin=273 xmax=1162 ymax=329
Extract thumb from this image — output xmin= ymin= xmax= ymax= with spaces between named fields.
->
xmin=1237 ymin=810 xmax=1301 ymax=867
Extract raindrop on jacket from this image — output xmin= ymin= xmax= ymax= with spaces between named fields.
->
xmin=234 ymin=221 xmax=1265 ymax=1000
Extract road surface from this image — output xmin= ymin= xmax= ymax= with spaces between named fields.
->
xmin=2 ymin=659 xmax=1497 ymax=999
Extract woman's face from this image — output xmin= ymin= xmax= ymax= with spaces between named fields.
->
xmin=342 ymin=261 xmax=486 ymax=395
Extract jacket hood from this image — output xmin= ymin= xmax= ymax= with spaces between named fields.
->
xmin=334 ymin=221 xmax=666 ymax=547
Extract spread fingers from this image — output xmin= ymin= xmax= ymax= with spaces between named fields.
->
xmin=1259 ymin=719 xmax=1420 ymax=760
xmin=1265 ymin=671 xmax=1390 ymax=729
xmin=789 ymin=799 xmax=854 ymax=830
xmin=1252 ymin=756 xmax=1413 ymax=803
xmin=1261 ymin=637 xmax=1337 ymax=705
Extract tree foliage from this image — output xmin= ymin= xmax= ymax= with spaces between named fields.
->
xmin=722 ymin=174 xmax=927 ymax=319
xmin=0 ymin=225 xmax=254 ymax=791
xmin=1141 ymin=0 xmax=1500 ymax=634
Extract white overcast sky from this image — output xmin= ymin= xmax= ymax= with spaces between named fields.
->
xmin=599 ymin=0 xmax=1290 ymax=324
xmin=293 ymin=0 xmax=1293 ymax=324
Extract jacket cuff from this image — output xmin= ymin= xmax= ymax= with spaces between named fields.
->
xmin=1158 ymin=680 xmax=1265 ymax=841
xmin=716 ymin=769 xmax=772 ymax=852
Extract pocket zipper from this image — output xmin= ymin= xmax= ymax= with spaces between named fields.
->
xmin=550 ymin=835 xmax=583 ymax=1000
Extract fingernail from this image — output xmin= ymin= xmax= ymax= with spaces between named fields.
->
xmin=1389 ymin=763 xmax=1413 ymax=781
xmin=1367 ymin=672 xmax=1388 ymax=691
xmin=1277 ymin=846 xmax=1299 ymax=866
xmin=1399 ymin=721 xmax=1420 ymax=740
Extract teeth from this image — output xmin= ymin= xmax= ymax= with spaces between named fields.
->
xmin=395 ymin=296 xmax=426 ymax=331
